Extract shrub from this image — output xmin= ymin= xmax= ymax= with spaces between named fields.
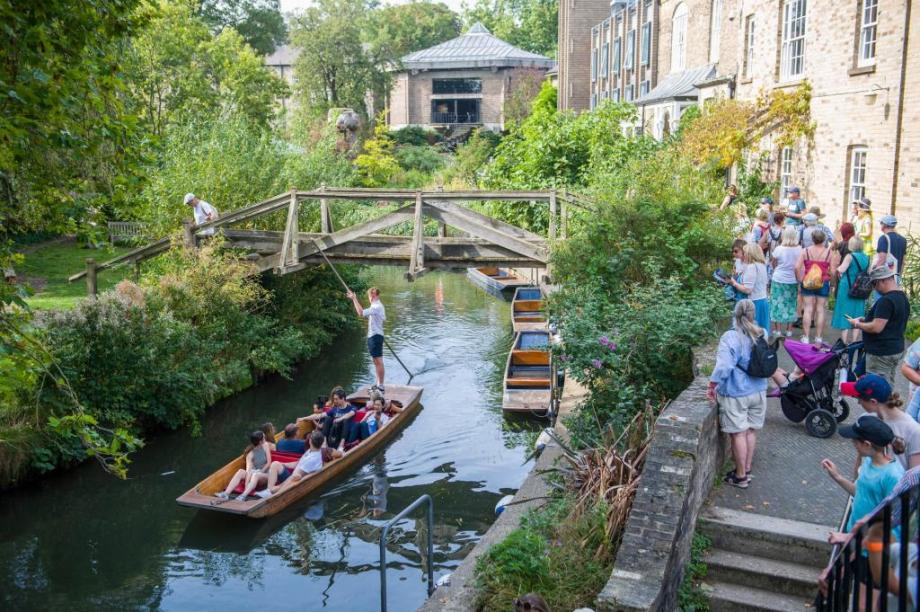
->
xmin=390 ymin=126 xmax=438 ymax=146
xmin=394 ymin=144 xmax=445 ymax=173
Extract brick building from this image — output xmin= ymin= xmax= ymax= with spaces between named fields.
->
xmin=589 ymin=0 xmax=659 ymax=107
xmin=387 ymin=23 xmax=554 ymax=131
xmin=559 ymin=0 xmax=611 ymax=111
xmin=564 ymin=1 xmax=919 ymax=228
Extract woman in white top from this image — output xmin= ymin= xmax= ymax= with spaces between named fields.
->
xmin=728 ymin=243 xmax=770 ymax=332
xmin=769 ymin=226 xmax=803 ymax=338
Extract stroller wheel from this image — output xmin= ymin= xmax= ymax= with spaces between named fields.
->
xmin=834 ymin=398 xmax=851 ymax=423
xmin=804 ymin=408 xmax=837 ymax=439
xmin=781 ymin=394 xmax=810 ymax=423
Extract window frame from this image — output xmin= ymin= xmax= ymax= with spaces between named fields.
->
xmin=848 ymin=146 xmax=868 ymax=203
xmin=709 ymin=0 xmax=723 ymax=64
xmin=601 ymin=41 xmax=610 ymax=77
xmin=858 ymin=0 xmax=878 ymax=67
xmin=641 ymin=22 xmax=652 ymax=66
xmin=625 ymin=29 xmax=636 ymax=70
xmin=743 ymin=15 xmax=755 ymax=79
xmin=671 ymin=3 xmax=688 ymax=73
xmin=431 ymin=78 xmax=483 ymax=95
xmin=779 ymin=146 xmax=794 ymax=195
xmin=780 ymin=0 xmax=807 ymax=82
xmin=614 ymin=35 xmax=623 ymax=72
xmin=591 ymin=44 xmax=598 ymax=83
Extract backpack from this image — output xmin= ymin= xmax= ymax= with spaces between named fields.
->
xmin=802 ymin=248 xmax=830 ymax=290
xmin=881 ymin=233 xmax=899 ymax=272
xmin=847 ymin=255 xmax=873 ymax=300
xmin=741 ymin=333 xmax=778 ymax=378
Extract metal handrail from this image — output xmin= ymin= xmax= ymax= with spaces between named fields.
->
xmin=379 ymin=494 xmax=434 ymax=612
xmin=817 ymin=481 xmax=919 ymax=610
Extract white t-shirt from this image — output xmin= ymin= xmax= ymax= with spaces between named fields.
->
xmin=192 ymin=200 xmax=218 ymax=236
xmin=886 ymin=412 xmax=920 ymax=470
xmin=772 ymin=245 xmax=802 ymax=284
xmin=380 ymin=413 xmax=391 ymax=427
xmin=362 ymin=300 xmax=386 ymax=338
xmin=295 ymin=449 xmax=323 ymax=474
xmin=741 ymin=263 xmax=768 ymax=300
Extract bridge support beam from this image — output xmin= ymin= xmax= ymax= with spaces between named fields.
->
xmin=279 ymin=189 xmax=300 ymax=269
xmin=406 ymin=192 xmax=426 ymax=281
xmin=549 ymin=190 xmax=557 ymax=241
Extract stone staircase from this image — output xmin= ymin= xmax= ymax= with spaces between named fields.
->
xmin=699 ymin=506 xmax=835 ymax=611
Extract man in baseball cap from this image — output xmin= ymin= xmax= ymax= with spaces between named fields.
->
xmin=183 ymin=193 xmax=219 ymax=237
xmin=875 ymin=213 xmax=906 ymax=276
xmin=785 ymin=186 xmax=806 ymax=226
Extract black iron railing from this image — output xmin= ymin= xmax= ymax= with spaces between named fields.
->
xmin=817 ymin=482 xmax=919 ymax=610
xmin=431 ymin=112 xmax=480 ymax=125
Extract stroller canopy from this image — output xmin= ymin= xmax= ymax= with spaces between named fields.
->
xmin=784 ymin=340 xmax=839 ymax=376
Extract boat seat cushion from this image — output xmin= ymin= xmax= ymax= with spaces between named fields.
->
xmin=231 ymin=450 xmax=308 ymax=493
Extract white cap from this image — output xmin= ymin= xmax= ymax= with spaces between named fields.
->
xmin=183 ymin=193 xmax=195 ymax=204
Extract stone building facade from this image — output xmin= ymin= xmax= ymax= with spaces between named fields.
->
xmin=567 ymin=1 xmax=919 ymax=228
xmin=387 ymin=24 xmax=554 ymax=131
xmin=559 ymin=0 xmax=611 ymax=111
xmin=589 ymin=0 xmax=659 ymax=106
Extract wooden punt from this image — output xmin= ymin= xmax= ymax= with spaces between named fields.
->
xmin=176 ymin=384 xmax=423 ymax=519
xmin=466 ymin=267 xmax=531 ymax=299
xmin=511 ymin=286 xmax=548 ymax=333
xmin=502 ymin=331 xmax=553 ymax=414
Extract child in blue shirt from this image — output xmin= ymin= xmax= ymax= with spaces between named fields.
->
xmin=823 ymin=414 xmax=905 ymax=535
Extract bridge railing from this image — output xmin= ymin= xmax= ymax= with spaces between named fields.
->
xmin=68 ymin=187 xmax=595 ymax=295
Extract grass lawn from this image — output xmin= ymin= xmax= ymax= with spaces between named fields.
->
xmin=16 ymin=241 xmax=133 ymax=310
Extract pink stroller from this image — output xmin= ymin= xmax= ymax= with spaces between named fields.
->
xmin=778 ymin=339 xmax=862 ymax=438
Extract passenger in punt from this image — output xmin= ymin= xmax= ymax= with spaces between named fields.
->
xmin=352 ymin=396 xmax=387 ymax=444
xmin=263 ymin=431 xmax=342 ymax=496
xmin=261 ymin=422 xmax=277 ymax=451
xmin=215 ymin=430 xmax=272 ymax=500
xmin=297 ymin=387 xmax=356 ymax=450
xmin=275 ymin=423 xmax=306 ymax=454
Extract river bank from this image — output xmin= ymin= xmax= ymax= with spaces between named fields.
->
xmin=0 ymin=268 xmax=542 ymax=610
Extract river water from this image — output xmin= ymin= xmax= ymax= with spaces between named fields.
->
xmin=0 ymin=268 xmax=542 ymax=611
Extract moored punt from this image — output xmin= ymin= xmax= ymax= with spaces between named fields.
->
xmin=502 ymin=331 xmax=553 ymax=414
xmin=511 ymin=286 xmax=547 ymax=333
xmin=466 ymin=267 xmax=531 ymax=299
xmin=176 ymin=384 xmax=423 ymax=519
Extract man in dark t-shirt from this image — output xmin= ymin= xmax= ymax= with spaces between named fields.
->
xmin=875 ymin=214 xmax=908 ymax=276
xmin=848 ymin=266 xmax=910 ymax=384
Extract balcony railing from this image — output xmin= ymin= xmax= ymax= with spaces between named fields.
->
xmin=431 ymin=112 xmax=480 ymax=125
xmin=816 ymin=477 xmax=920 ymax=610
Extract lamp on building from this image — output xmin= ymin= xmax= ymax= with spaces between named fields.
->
xmin=863 ymin=84 xmax=884 ymax=106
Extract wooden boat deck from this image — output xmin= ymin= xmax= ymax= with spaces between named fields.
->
xmin=502 ymin=331 xmax=553 ymax=414
xmin=176 ymin=384 xmax=423 ymax=518
xmin=511 ymin=286 xmax=547 ymax=333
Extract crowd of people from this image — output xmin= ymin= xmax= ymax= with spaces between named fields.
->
xmin=214 ymin=387 xmax=402 ymax=502
xmin=712 ymin=187 xmax=920 ymax=604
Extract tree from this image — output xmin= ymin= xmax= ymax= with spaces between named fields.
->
xmin=123 ymin=1 xmax=287 ymax=135
xmin=197 ymin=0 xmax=287 ymax=55
xmin=461 ymin=0 xmax=557 ymax=57
xmin=290 ymin=0 xmax=389 ymax=118
xmin=366 ymin=2 xmax=461 ymax=61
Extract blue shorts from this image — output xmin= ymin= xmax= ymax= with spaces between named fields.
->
xmin=278 ymin=467 xmax=291 ymax=483
xmin=367 ymin=334 xmax=384 ymax=358
xmin=800 ymin=281 xmax=830 ymax=297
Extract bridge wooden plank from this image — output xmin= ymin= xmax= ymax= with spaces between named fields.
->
xmin=407 ymin=193 xmax=426 ymax=280
xmin=425 ymin=200 xmax=545 ymax=242
xmin=296 ymin=204 xmax=416 ymax=260
xmin=423 ymin=201 xmax=548 ymax=263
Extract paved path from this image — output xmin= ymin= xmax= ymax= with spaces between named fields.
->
xmin=708 ymin=325 xmax=911 ymax=528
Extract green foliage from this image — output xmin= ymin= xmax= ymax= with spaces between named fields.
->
xmin=390 ymin=126 xmax=440 ymax=147
xmin=462 ymin=0 xmax=558 ymax=56
xmin=440 ymin=129 xmax=501 ymax=187
xmin=124 ymin=1 xmax=287 ymax=136
xmin=677 ymin=532 xmax=712 ymax=612
xmin=198 ymin=0 xmax=287 ymax=55
xmin=366 ymin=2 xmax=461 ymax=60
xmin=291 ymin=0 xmax=390 ymax=117
xmin=355 ymin=114 xmax=402 ymax=187
xmin=394 ymin=145 xmax=446 ymax=174
xmin=474 ymin=496 xmax=614 ymax=610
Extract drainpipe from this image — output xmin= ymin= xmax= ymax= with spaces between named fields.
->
xmin=890 ymin=0 xmax=912 ymax=215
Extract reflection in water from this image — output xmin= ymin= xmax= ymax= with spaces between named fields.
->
xmin=0 ymin=268 xmax=541 ymax=611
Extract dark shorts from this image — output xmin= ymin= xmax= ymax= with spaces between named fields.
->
xmin=367 ymin=334 xmax=384 ymax=359
xmin=801 ymin=281 xmax=830 ymax=298
xmin=277 ymin=466 xmax=291 ymax=483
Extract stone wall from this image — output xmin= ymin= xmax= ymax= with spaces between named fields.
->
xmin=596 ymin=344 xmax=726 ymax=612
xmin=558 ymin=0 xmax=610 ymax=112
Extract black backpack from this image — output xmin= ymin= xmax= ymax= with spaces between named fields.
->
xmin=847 ymin=255 xmax=873 ymax=300
xmin=743 ymin=334 xmax=778 ymax=378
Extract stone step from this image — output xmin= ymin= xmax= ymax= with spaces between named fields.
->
xmin=704 ymin=580 xmax=815 ymax=612
xmin=700 ymin=506 xmax=833 ymax=568
xmin=704 ymin=548 xmax=820 ymax=600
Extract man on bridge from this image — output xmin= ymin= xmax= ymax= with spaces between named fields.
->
xmin=184 ymin=193 xmax=219 ymax=236
xmin=348 ymin=287 xmax=386 ymax=392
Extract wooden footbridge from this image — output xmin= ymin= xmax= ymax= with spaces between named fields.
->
xmin=70 ymin=187 xmax=591 ymax=294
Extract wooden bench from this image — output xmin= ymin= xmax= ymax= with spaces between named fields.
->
xmin=107 ymin=221 xmax=149 ymax=245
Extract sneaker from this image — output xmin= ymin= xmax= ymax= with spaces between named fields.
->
xmin=377 ymin=385 xmax=385 ymax=394
xmin=814 ymin=337 xmax=824 ymax=345
xmin=725 ymin=469 xmax=753 ymax=481
xmin=254 ymin=489 xmax=272 ymax=499
xmin=235 ymin=494 xmax=248 ymax=502
xmin=724 ymin=472 xmax=750 ymax=488
xmin=800 ymin=335 xmax=810 ymax=344
xmin=785 ymin=330 xmax=793 ymax=338
xmin=215 ymin=491 xmax=230 ymax=500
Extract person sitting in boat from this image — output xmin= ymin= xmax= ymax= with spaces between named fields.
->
xmin=350 ymin=396 xmax=387 ymax=444
xmin=275 ymin=423 xmax=305 ymax=454
xmin=261 ymin=422 xmax=277 ymax=451
xmin=215 ymin=430 xmax=272 ymax=501
xmin=263 ymin=431 xmax=343 ymax=496
xmin=297 ymin=387 xmax=356 ymax=450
